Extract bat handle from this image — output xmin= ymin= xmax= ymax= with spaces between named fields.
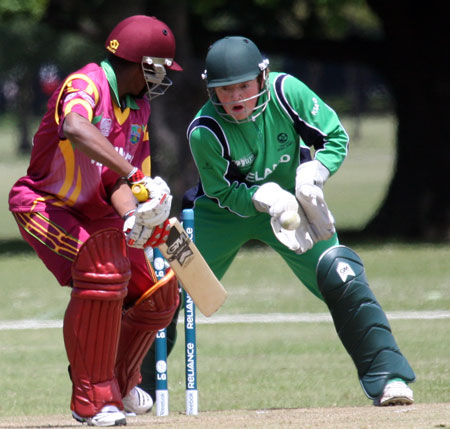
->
xmin=132 ymin=183 xmax=149 ymax=202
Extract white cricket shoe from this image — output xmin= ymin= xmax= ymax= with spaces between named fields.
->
xmin=374 ymin=379 xmax=414 ymax=406
xmin=72 ymin=405 xmax=126 ymax=426
xmin=122 ymin=386 xmax=153 ymax=415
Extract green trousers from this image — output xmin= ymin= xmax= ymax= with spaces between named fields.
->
xmin=192 ymin=196 xmax=338 ymax=299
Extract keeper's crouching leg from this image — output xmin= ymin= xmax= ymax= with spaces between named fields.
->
xmin=316 ymin=245 xmax=415 ymax=399
xmin=64 ymin=229 xmax=130 ymax=418
xmin=115 ymin=274 xmax=180 ymax=398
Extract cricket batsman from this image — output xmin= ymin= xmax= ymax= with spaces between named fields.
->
xmin=9 ymin=15 xmax=182 ymax=426
xmin=180 ymin=36 xmax=415 ymax=406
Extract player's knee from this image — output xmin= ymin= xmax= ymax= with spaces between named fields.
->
xmin=71 ymin=228 xmax=130 ymax=299
xmin=316 ymin=245 xmax=367 ymax=304
xmin=124 ymin=276 xmax=180 ymax=331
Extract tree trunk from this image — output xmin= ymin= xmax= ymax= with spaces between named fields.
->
xmin=364 ymin=0 xmax=450 ymax=240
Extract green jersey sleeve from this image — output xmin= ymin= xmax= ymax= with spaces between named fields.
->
xmin=188 ymin=116 xmax=259 ymax=217
xmin=280 ymin=74 xmax=349 ymax=175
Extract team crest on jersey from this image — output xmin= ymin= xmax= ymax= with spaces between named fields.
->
xmin=130 ymin=124 xmax=142 ymax=144
xmin=277 ymin=133 xmax=288 ymax=143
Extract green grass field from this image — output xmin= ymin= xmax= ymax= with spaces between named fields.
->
xmin=0 ymin=115 xmax=449 ymax=419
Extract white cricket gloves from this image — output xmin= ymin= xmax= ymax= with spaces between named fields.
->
xmin=295 ymin=160 xmax=336 ymax=242
xmin=134 ymin=176 xmax=172 ymax=227
xmin=253 ymin=160 xmax=336 ymax=254
xmin=252 ymin=183 xmax=314 ymax=253
xmin=123 ymin=175 xmax=172 ymax=249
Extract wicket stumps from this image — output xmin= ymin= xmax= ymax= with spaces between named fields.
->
xmin=182 ymin=209 xmax=198 ymax=415
xmin=152 ymin=248 xmax=169 ymax=416
xmin=153 ymin=208 xmax=198 ymax=416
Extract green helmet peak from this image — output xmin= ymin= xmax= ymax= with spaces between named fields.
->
xmin=202 ymin=36 xmax=269 ymax=88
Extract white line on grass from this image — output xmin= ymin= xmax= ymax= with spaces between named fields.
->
xmin=0 ymin=310 xmax=449 ymax=331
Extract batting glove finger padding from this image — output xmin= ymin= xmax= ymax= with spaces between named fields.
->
xmin=123 ymin=209 xmax=155 ymax=249
xmin=144 ymin=219 xmax=171 ymax=248
xmin=135 ymin=193 xmax=172 ymax=226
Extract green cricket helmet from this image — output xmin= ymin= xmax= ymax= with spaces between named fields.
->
xmin=202 ymin=36 xmax=270 ymax=123
xmin=202 ymin=36 xmax=269 ymax=88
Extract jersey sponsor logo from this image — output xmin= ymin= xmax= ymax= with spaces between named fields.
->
xmin=130 ymin=124 xmax=142 ymax=144
xmin=233 ymin=153 xmax=255 ymax=168
xmin=245 ymin=154 xmax=291 ymax=182
xmin=100 ymin=118 xmax=112 ymax=136
xmin=91 ymin=146 xmax=133 ymax=167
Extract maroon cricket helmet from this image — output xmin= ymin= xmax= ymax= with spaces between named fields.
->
xmin=105 ymin=15 xmax=182 ymax=71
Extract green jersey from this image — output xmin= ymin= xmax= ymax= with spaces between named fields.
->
xmin=187 ymin=72 xmax=349 ymax=217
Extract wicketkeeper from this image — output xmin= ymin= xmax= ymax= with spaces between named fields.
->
xmin=144 ymin=36 xmax=416 ymax=406
xmin=9 ymin=15 xmax=182 ymax=427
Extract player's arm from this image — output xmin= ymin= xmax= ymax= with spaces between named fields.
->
xmin=282 ymin=77 xmax=340 ymax=242
xmin=189 ymin=125 xmax=259 ymax=217
xmin=109 ymin=179 xmax=137 ymax=218
xmin=63 ymin=112 xmax=134 ymax=177
xmin=283 ymin=75 xmax=349 ymax=175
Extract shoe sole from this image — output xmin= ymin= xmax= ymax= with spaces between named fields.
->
xmin=377 ymin=397 xmax=414 ymax=406
xmin=73 ymin=413 xmax=127 ymax=426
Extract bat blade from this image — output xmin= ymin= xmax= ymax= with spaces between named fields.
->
xmin=158 ymin=218 xmax=227 ymax=317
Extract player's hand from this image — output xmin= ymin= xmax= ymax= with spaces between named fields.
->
xmin=123 ymin=209 xmax=171 ymax=249
xmin=252 ymin=182 xmax=299 ymax=218
xmin=127 ymin=168 xmax=172 ymax=224
xmin=270 ymin=206 xmax=311 ymax=253
xmin=295 ymin=160 xmax=335 ymax=241
xmin=127 ymin=168 xmax=170 ymax=198
xmin=253 ymin=182 xmax=310 ymax=252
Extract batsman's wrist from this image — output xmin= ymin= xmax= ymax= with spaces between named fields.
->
xmin=123 ymin=209 xmax=136 ymax=220
xmin=126 ymin=167 xmax=145 ymax=185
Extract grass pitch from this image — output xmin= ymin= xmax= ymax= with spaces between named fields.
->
xmin=0 ymin=246 xmax=449 ymax=419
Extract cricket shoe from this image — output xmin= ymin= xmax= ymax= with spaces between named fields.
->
xmin=72 ymin=405 xmax=126 ymax=426
xmin=373 ymin=379 xmax=414 ymax=406
xmin=122 ymin=386 xmax=153 ymax=415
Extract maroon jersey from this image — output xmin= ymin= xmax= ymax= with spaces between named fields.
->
xmin=9 ymin=60 xmax=151 ymax=220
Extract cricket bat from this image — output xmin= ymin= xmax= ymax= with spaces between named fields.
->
xmin=132 ymin=184 xmax=227 ymax=316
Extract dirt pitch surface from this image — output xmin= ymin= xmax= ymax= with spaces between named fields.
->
xmin=0 ymin=403 xmax=449 ymax=429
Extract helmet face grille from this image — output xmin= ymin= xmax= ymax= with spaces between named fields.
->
xmin=141 ymin=58 xmax=173 ymax=100
xmin=209 ymin=70 xmax=271 ymax=123
xmin=204 ymin=36 xmax=268 ymax=88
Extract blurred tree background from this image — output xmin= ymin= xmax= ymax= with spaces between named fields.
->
xmin=0 ymin=0 xmax=448 ymax=240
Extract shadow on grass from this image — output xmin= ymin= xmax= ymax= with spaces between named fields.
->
xmin=0 ymin=239 xmax=34 ymax=255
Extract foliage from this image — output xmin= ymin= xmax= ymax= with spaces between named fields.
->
xmin=0 ymin=0 xmax=49 ymax=20
xmin=189 ymin=0 xmax=380 ymax=39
